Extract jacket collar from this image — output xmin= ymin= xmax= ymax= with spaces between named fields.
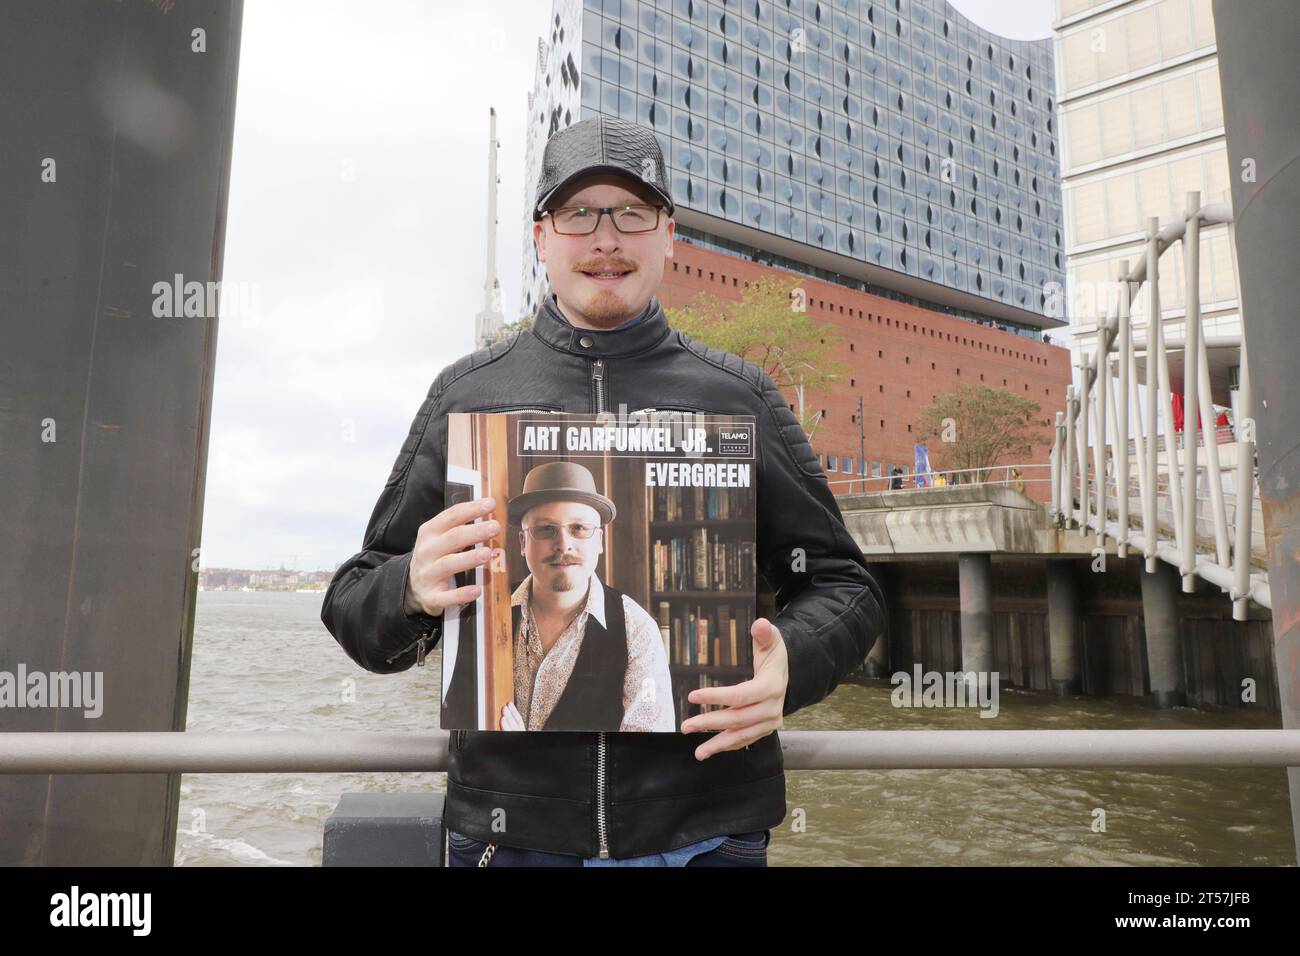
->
xmin=531 ymin=291 xmax=672 ymax=358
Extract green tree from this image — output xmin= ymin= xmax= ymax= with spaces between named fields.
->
xmin=664 ymin=275 xmax=849 ymax=436
xmin=916 ymin=383 xmax=1047 ymax=484
xmin=484 ymin=314 xmax=533 ymax=346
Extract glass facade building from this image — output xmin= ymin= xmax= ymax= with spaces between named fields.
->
xmin=522 ymin=0 xmax=1066 ymax=330
xmin=1053 ymin=0 xmax=1236 ymax=367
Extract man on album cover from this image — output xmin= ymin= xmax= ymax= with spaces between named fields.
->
xmin=497 ymin=460 xmax=673 ymax=733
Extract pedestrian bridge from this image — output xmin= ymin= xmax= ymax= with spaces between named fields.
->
xmin=835 ymin=484 xmax=1079 ymax=558
xmin=826 ymin=194 xmax=1275 ymax=620
xmin=833 ymin=481 xmax=1270 ymax=613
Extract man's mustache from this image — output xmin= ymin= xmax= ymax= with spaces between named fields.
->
xmin=575 ymin=259 xmax=637 ymax=273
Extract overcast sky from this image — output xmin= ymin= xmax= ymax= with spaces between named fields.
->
xmin=201 ymin=0 xmax=1053 ymax=571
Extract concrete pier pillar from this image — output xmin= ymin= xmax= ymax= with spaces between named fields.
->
xmin=958 ymin=554 xmax=994 ymax=677
xmin=1046 ymin=560 xmax=1082 ymax=696
xmin=1140 ymin=561 xmax=1187 ymax=708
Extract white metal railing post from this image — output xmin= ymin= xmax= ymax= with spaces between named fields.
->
xmin=1095 ymin=307 xmax=1111 ymax=547
xmin=1105 ymin=353 xmax=1123 ymax=527
xmin=1228 ymin=220 xmax=1256 ymax=621
xmin=1093 ymin=388 xmax=1105 ymax=534
xmin=1116 ymin=260 xmax=1131 ymax=556
xmin=1051 ymin=412 xmax=1063 ymax=522
xmin=1191 ymin=239 xmax=1232 ymax=571
xmin=1128 ymin=321 xmax=1149 ymax=535
xmin=1155 ymin=250 xmax=1185 ymax=553
xmin=1085 ymin=382 xmax=1096 ymax=533
xmin=1066 ymin=385 xmax=1076 ymax=528
xmin=1181 ymin=191 xmax=1201 ymax=592
xmin=1232 ymin=335 xmax=1256 ymax=619
xmin=1125 ymin=294 xmax=1149 ymax=555
xmin=1143 ymin=218 xmax=1161 ymax=573
xmin=1078 ymin=367 xmax=1090 ymax=537
xmin=1064 ymin=386 xmax=1077 ymax=528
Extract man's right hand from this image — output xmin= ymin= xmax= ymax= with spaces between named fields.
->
xmin=404 ymin=496 xmax=499 ymax=617
xmin=500 ymin=701 xmax=526 ymax=731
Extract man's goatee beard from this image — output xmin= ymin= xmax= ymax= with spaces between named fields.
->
xmin=582 ymin=289 xmax=635 ymax=328
xmin=547 ymin=569 xmax=576 ymax=591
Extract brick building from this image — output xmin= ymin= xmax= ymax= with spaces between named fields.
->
xmin=658 ymin=236 xmax=1072 ymax=499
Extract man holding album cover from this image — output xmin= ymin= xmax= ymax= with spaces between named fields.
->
xmin=322 ymin=115 xmax=887 ymax=866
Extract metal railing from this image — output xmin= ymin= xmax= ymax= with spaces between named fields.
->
xmin=3 ymin=730 xmax=1300 ymax=772
xmin=828 ymin=462 xmax=1051 ymax=495
xmin=1098 ymin=473 xmax=1267 ymax=560
xmin=1049 ymin=193 xmax=1269 ymax=617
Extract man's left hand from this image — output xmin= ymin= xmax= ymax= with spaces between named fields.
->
xmin=680 ymin=617 xmax=787 ymax=759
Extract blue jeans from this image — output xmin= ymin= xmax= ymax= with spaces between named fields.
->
xmin=446 ymin=829 xmax=770 ymax=867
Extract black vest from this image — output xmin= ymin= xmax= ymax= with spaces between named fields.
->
xmin=514 ymin=579 xmax=628 ymax=732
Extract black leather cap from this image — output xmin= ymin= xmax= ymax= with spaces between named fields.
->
xmin=533 ymin=115 xmax=675 ymax=220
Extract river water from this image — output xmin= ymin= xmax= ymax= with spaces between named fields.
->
xmin=175 ymin=591 xmax=1295 ymax=866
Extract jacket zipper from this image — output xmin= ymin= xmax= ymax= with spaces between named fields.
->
xmin=385 ymin=628 xmax=433 ymax=667
xmin=591 ymin=355 xmax=610 ymax=859
xmin=590 ymin=359 xmax=605 ymax=419
xmin=596 ymin=733 xmax=609 ymax=858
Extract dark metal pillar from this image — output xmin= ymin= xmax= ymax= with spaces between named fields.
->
xmin=0 ymin=0 xmax=243 ymax=864
xmin=1213 ymin=0 xmax=1300 ymax=860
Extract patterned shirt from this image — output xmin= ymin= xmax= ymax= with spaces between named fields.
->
xmin=511 ymin=573 xmax=675 ymax=732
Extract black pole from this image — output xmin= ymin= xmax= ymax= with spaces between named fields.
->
xmin=858 ymin=395 xmax=865 ymax=493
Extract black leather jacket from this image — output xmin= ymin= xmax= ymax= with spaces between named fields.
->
xmin=320 ymin=291 xmax=886 ymax=858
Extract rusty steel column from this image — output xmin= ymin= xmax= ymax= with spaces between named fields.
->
xmin=1213 ymin=0 xmax=1300 ymax=861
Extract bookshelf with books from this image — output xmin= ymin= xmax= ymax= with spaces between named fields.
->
xmin=647 ymin=483 xmax=756 ymax=721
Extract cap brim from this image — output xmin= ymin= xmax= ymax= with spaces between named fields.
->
xmin=534 ymin=166 xmax=675 ymax=221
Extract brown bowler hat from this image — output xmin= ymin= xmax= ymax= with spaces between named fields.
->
xmin=507 ymin=461 xmax=617 ymax=526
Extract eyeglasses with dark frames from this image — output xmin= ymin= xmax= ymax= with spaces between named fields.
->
xmin=541 ymin=204 xmax=663 ymax=235
xmin=521 ymin=521 xmax=601 ymax=540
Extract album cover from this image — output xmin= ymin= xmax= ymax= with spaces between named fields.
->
xmin=441 ymin=411 xmax=757 ymax=732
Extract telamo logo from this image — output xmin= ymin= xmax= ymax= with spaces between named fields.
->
xmin=720 ymin=431 xmax=748 ymax=440
xmin=49 ymin=886 xmax=151 ymax=936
